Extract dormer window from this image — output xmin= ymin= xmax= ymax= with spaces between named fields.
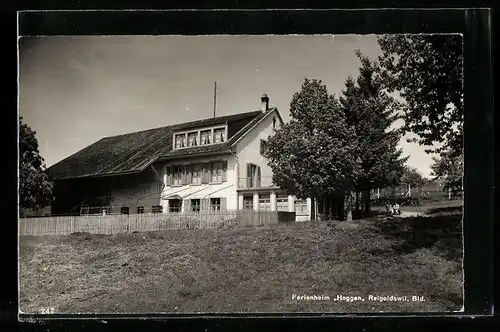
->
xmin=213 ymin=128 xmax=226 ymax=144
xmin=174 ymin=133 xmax=186 ymax=149
xmin=187 ymin=131 xmax=198 ymax=147
xmin=200 ymin=130 xmax=211 ymax=145
xmin=173 ymin=125 xmax=227 ymax=149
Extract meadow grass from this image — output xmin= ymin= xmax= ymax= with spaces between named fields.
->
xmin=19 ymin=200 xmax=463 ymax=314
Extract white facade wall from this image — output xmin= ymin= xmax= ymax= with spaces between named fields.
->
xmin=106 ymin=109 xmax=312 ymax=220
xmin=159 ymin=155 xmax=239 ymax=211
xmin=234 ymin=109 xmax=282 ymax=182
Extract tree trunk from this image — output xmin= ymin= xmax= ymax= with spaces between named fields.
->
xmin=310 ymin=197 xmax=316 ymax=221
xmin=363 ymin=189 xmax=371 ymax=214
xmin=339 ymin=192 xmax=346 ymax=221
xmin=355 ymin=191 xmax=360 ymax=212
xmin=344 ymin=190 xmax=353 ymax=221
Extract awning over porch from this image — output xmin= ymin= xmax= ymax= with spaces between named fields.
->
xmin=162 ymin=185 xmax=212 ymax=200
xmin=161 ymin=184 xmax=233 ymax=200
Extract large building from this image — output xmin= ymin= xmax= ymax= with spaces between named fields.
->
xmin=46 ymin=95 xmax=313 ymax=221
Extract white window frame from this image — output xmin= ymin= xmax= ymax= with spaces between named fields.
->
xmin=169 ymin=199 xmax=182 ymax=213
xmin=210 ymin=198 xmax=221 ymax=211
xmin=213 ymin=127 xmax=226 ymax=144
xmin=276 ymin=194 xmax=288 ymax=212
xmin=191 ymin=164 xmax=202 ymax=185
xmin=295 ymin=199 xmax=308 ymax=213
xmin=211 ymin=161 xmax=223 ymax=183
xmin=200 ymin=129 xmax=212 ymax=145
xmin=259 ymin=194 xmax=271 ymax=211
xmin=191 ymin=199 xmax=201 ymax=212
xmin=173 ymin=165 xmax=183 ymax=186
xmin=172 ymin=124 xmax=228 ymax=150
xmin=187 ymin=131 xmax=199 ymax=147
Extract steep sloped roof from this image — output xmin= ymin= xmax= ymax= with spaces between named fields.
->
xmin=47 ymin=109 xmax=270 ymax=180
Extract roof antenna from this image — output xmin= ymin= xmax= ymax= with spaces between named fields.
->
xmin=213 ymin=80 xmax=217 ymax=118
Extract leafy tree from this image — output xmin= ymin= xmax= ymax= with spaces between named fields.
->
xmin=266 ymin=79 xmax=361 ymax=220
xmin=401 ymin=166 xmax=425 ymax=187
xmin=19 ymin=117 xmax=52 ymax=211
xmin=377 ymin=34 xmax=463 ymax=157
xmin=399 ymin=166 xmax=426 ymax=198
xmin=339 ymin=51 xmax=407 ymax=213
xmin=430 ymin=149 xmax=463 ymax=193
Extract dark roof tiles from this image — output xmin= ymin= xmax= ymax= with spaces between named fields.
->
xmin=46 ymin=109 xmax=269 ymax=180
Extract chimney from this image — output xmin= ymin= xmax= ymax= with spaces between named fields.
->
xmin=261 ymin=94 xmax=269 ymax=111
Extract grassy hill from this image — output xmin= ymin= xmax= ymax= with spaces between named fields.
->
xmin=19 ymin=201 xmax=463 ymax=314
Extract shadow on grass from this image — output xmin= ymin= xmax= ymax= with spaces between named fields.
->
xmin=428 ymin=205 xmax=463 ymax=215
xmin=352 ymin=209 xmax=385 ymax=220
xmin=375 ymin=212 xmax=463 ymax=262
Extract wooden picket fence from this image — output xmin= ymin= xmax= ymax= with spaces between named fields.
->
xmin=18 ymin=210 xmax=296 ymax=236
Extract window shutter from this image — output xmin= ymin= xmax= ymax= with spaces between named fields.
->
xmin=181 ymin=166 xmax=187 ymax=185
xmin=246 ymin=163 xmax=251 ymax=188
xmin=202 ymin=163 xmax=210 ymax=184
xmin=257 ymin=166 xmax=261 ymax=187
xmin=186 ymin=165 xmax=192 ymax=184
xmin=183 ymin=199 xmax=191 ymax=213
xmin=202 ymin=198 xmax=210 ymax=211
xmin=220 ymin=197 xmax=227 ymax=211
xmin=167 ymin=166 xmax=173 ymax=185
xmin=211 ymin=162 xmax=216 ymax=182
xmin=222 ymin=161 xmax=228 ymax=182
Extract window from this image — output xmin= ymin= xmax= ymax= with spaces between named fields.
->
xmin=120 ymin=207 xmax=129 ymax=215
xmin=191 ymin=199 xmax=201 ymax=212
xmin=260 ymin=139 xmax=269 ymax=156
xmin=200 ymin=130 xmax=211 ymax=145
xmin=273 ymin=117 xmax=277 ymax=129
xmin=277 ymin=194 xmax=289 ymax=211
xmin=173 ymin=165 xmax=184 ymax=186
xmin=174 ymin=133 xmax=186 ymax=149
xmin=211 ymin=161 xmax=223 ymax=182
xmin=210 ymin=198 xmax=221 ymax=211
xmin=152 ymin=205 xmax=163 ymax=214
xmin=259 ymin=194 xmax=271 ymax=211
xmin=213 ymin=128 xmax=226 ymax=144
xmin=168 ymin=162 xmax=226 ymax=186
xmin=243 ymin=196 xmax=254 ymax=210
xmin=191 ymin=164 xmax=202 ymax=184
xmin=187 ymin=132 xmax=198 ymax=147
xmin=137 ymin=206 xmax=144 ymax=214
xmin=169 ymin=199 xmax=182 ymax=212
xmin=295 ymin=199 xmax=308 ymax=213
xmin=173 ymin=126 xmax=227 ymax=149
xmin=247 ymin=163 xmax=261 ymax=188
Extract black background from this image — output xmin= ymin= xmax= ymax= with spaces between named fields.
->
xmin=2 ymin=2 xmax=497 ymax=331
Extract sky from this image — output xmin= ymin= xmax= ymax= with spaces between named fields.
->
xmin=18 ymin=34 xmax=436 ymax=178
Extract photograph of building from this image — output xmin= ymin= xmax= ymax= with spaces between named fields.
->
xmin=18 ymin=31 xmax=466 ymax=315
xmin=46 ymin=95 xmax=311 ymax=220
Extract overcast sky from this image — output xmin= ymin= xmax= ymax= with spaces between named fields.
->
xmin=19 ymin=34 xmax=435 ymax=177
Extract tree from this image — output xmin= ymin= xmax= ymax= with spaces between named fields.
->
xmin=339 ymin=51 xmax=407 ymax=213
xmin=400 ymin=166 xmax=425 ymax=197
xmin=19 ymin=117 xmax=52 ymax=211
xmin=430 ymin=149 xmax=463 ymax=194
xmin=265 ymin=78 xmax=361 ymax=221
xmin=377 ymin=34 xmax=463 ymax=157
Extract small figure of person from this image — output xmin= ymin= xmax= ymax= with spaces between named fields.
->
xmin=394 ymin=202 xmax=401 ymax=215
xmin=385 ymin=203 xmax=391 ymax=216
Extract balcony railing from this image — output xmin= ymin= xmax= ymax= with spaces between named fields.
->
xmin=237 ymin=176 xmax=276 ymax=189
